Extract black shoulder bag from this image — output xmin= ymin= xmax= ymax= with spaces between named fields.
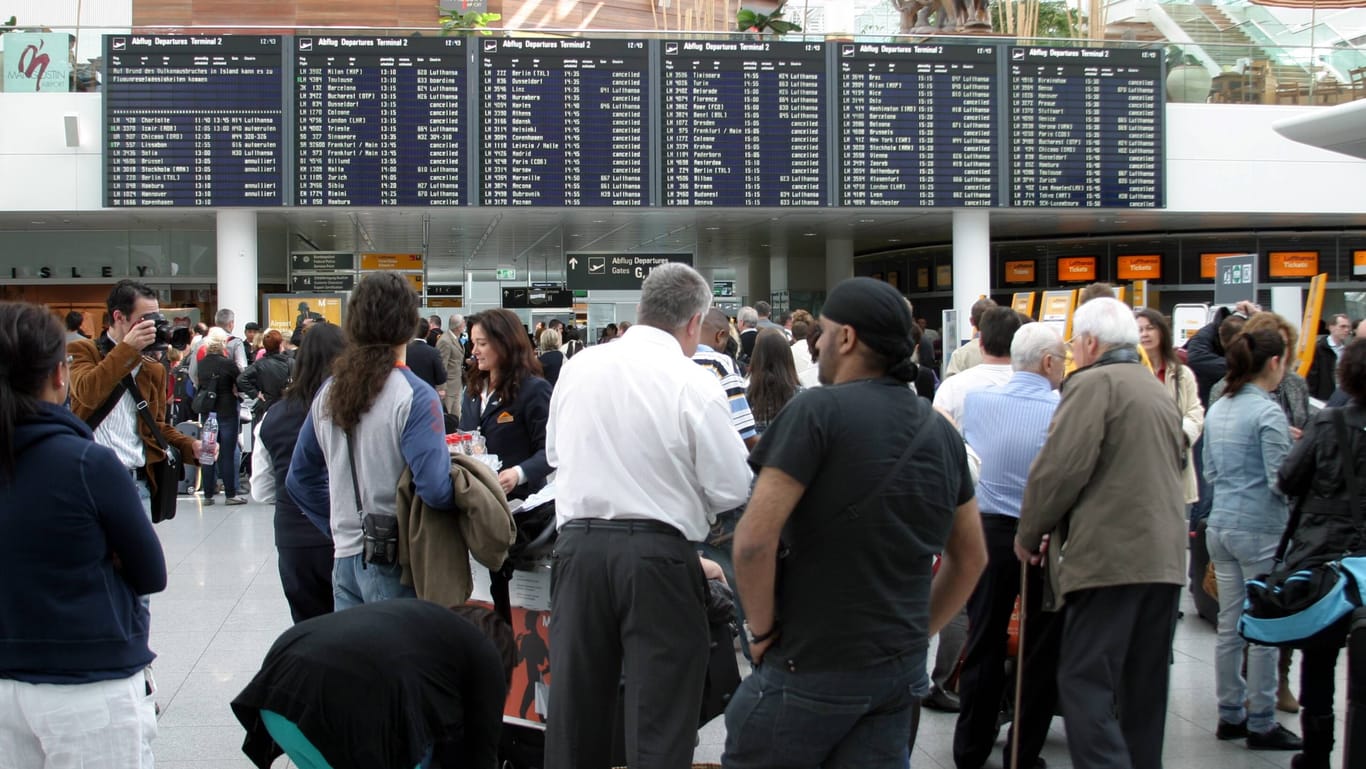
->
xmin=346 ymin=430 xmax=399 ymax=569
xmin=123 ymin=374 xmax=182 ymax=524
xmin=191 ymin=372 xmax=220 ymax=416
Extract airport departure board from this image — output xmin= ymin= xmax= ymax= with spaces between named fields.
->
xmin=661 ymin=39 xmax=827 ymax=206
xmin=295 ymin=36 xmax=468 ymax=206
xmin=838 ymin=42 xmax=999 ymax=207
xmin=480 ymin=38 xmax=650 ymax=206
xmin=1008 ymin=46 xmax=1164 ymax=207
xmin=104 ymin=35 xmax=285 ymax=207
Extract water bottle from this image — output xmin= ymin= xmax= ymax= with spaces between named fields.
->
xmin=199 ymin=412 xmax=219 ymax=463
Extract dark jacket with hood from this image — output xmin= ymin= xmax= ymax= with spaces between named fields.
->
xmin=0 ymin=403 xmax=167 ymax=684
xmin=1279 ymin=404 xmax=1366 ymax=569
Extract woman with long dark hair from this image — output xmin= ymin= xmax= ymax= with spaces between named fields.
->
xmin=287 ymin=272 xmax=455 ymax=609
xmin=1202 ymin=328 xmax=1302 ymax=751
xmin=1278 ymin=339 xmax=1366 ymax=769
xmin=460 ymin=308 xmax=552 ymax=499
xmin=1136 ymin=309 xmax=1204 ymax=507
xmin=256 ymin=323 xmax=346 ymax=623
xmin=746 ymin=328 xmax=802 ymax=435
xmin=0 ymin=302 xmax=166 ymax=765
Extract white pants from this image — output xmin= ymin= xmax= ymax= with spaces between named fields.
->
xmin=0 ymin=670 xmax=156 ymax=769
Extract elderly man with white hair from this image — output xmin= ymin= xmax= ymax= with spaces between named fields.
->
xmin=954 ymin=322 xmax=1067 ymax=769
xmin=1015 ymin=298 xmax=1188 ymax=769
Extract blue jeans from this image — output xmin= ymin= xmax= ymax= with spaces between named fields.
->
xmin=723 ymin=651 xmax=926 ymax=769
xmin=135 ymin=479 xmax=152 ymax=612
xmin=201 ymin=417 xmax=240 ymax=498
xmin=331 ymin=554 xmax=415 ymax=610
xmin=1206 ymin=525 xmax=1281 ymax=733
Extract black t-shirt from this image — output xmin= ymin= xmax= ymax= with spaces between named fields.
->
xmin=231 ymin=599 xmax=508 ymax=769
xmin=749 ymin=377 xmax=973 ymax=673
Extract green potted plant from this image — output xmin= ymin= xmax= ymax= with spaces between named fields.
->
xmin=439 ymin=8 xmax=502 ymax=35
xmin=737 ymin=3 xmax=803 ymax=36
xmin=1166 ymin=46 xmax=1212 ymax=104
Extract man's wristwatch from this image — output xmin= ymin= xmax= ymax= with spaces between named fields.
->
xmin=743 ymin=620 xmax=779 ymax=646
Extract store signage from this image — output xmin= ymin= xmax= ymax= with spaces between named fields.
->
xmin=1004 ymin=260 xmax=1035 ymax=284
xmin=1057 ymin=257 xmax=1096 ymax=283
xmin=1268 ymin=251 xmax=1318 ymax=279
xmin=1116 ymin=255 xmax=1161 ymax=281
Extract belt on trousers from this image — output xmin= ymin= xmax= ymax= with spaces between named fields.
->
xmin=126 ymin=466 xmax=149 ymax=482
xmin=561 ymin=518 xmax=682 ymax=538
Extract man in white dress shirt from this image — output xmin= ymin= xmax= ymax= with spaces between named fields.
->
xmin=545 ymin=263 xmax=752 ymax=769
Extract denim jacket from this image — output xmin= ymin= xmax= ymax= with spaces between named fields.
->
xmin=1203 ymin=383 xmax=1292 ymax=535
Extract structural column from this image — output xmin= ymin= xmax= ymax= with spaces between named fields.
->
xmin=952 ymin=210 xmax=991 ymax=335
xmin=826 ymin=236 xmax=853 ymax=292
xmin=217 ymin=210 xmax=259 ymax=325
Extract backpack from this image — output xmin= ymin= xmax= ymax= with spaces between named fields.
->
xmin=171 ymin=363 xmax=193 ymax=423
xmin=564 ymin=340 xmax=584 ymax=359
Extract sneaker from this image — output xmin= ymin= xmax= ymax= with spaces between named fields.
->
xmin=1248 ymin=724 xmax=1303 ymax=751
xmin=1216 ymin=719 xmax=1249 ymax=740
xmin=225 ymin=496 xmax=248 ymax=506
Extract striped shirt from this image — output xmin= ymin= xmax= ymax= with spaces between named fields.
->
xmin=92 ymin=362 xmax=147 ymax=470
xmin=692 ymin=345 xmax=757 ymax=442
xmin=961 ymin=372 xmax=1060 ymax=518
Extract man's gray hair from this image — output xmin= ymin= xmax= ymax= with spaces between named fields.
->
xmin=1011 ymin=323 xmax=1063 ymax=372
xmin=737 ymin=306 xmax=758 ymax=328
xmin=215 ymin=308 xmax=234 ymax=327
xmin=1072 ymin=298 xmax=1139 ymax=347
xmin=450 ymin=314 xmax=465 ymax=331
xmin=637 ymin=263 xmax=712 ymax=332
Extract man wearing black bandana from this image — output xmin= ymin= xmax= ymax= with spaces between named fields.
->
xmin=724 ymin=277 xmax=987 ymax=768
xmin=1015 ymin=298 xmax=1188 ymax=769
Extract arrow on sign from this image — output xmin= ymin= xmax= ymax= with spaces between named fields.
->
xmin=569 ymin=257 xmax=579 ymax=269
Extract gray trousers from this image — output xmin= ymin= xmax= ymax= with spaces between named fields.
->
xmin=546 ymin=522 xmax=708 ymax=769
xmin=932 ymin=608 xmax=970 ymax=690
xmin=1058 ymin=583 xmax=1180 ymax=769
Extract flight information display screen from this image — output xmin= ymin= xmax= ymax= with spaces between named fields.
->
xmin=480 ymin=38 xmax=650 ymax=206
xmin=295 ymin=35 xmax=468 ymax=206
xmin=104 ymin=35 xmax=285 ymax=207
xmin=661 ymin=39 xmax=827 ymax=206
xmin=838 ymin=42 xmax=999 ymax=207
xmin=1008 ymin=46 xmax=1164 ymax=207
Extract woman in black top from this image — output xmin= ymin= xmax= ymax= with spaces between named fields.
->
xmin=256 ymin=324 xmax=345 ymax=623
xmin=238 ymin=329 xmax=291 ymax=422
xmin=1277 ymin=339 xmax=1366 ymax=769
xmin=197 ymin=337 xmax=244 ymax=505
xmin=537 ymin=327 xmax=564 ymax=387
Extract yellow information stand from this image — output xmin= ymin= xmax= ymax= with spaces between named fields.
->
xmin=1011 ymin=292 xmax=1037 ymax=319
xmin=1040 ymin=289 xmax=1078 ymax=340
xmin=1297 ymin=273 xmax=1328 ymax=379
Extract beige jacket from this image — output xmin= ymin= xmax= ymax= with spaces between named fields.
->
xmin=945 ymin=338 xmax=983 ymax=377
xmin=1156 ymin=361 xmax=1204 ymax=504
xmin=395 ymin=455 xmax=516 ymax=606
xmin=1017 ymin=355 xmax=1188 ymax=609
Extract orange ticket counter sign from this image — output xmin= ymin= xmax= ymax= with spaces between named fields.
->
xmin=1004 ymin=260 xmax=1036 ymax=285
xmin=1354 ymin=251 xmax=1366 ymax=277
xmin=1057 ymin=257 xmax=1096 ymax=283
xmin=1116 ymin=255 xmax=1161 ymax=281
xmin=1269 ymin=251 xmax=1319 ymax=279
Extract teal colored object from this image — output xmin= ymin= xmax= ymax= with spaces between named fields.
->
xmin=259 ymin=710 xmax=428 ymax=769
xmin=260 ymin=710 xmax=335 ymax=769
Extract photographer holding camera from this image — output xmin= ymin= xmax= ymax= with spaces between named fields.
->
xmin=68 ymin=280 xmax=208 ymax=523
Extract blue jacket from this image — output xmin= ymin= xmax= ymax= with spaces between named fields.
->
xmin=1204 ymin=383 xmax=1293 ymax=535
xmin=459 ymin=376 xmax=553 ymax=499
xmin=0 ymin=403 xmax=167 ymax=684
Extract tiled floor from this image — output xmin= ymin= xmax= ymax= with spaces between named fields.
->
xmin=151 ymin=496 xmax=1349 ymax=768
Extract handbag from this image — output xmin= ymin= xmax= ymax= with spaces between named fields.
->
xmin=191 ymin=372 xmax=219 ymax=416
xmin=346 ymin=430 xmax=398 ymax=568
xmin=1240 ymin=408 xmax=1365 ymax=647
xmin=123 ymin=375 xmax=182 ymax=524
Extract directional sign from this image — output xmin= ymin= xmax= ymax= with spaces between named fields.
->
xmin=496 ymin=267 xmax=517 ymax=280
xmin=291 ymin=273 xmax=356 ymax=293
xmin=566 ymin=252 xmax=694 ymax=291
xmin=1214 ymin=254 xmax=1256 ymax=307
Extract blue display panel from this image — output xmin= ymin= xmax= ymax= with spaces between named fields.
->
xmin=1008 ymin=46 xmax=1164 ymax=208
xmin=104 ymin=35 xmax=285 ymax=207
xmin=295 ymin=36 xmax=467 ymax=206
xmin=661 ymin=39 xmax=826 ymax=207
xmin=480 ymin=38 xmax=650 ymax=207
xmin=838 ymin=42 xmax=999 ymax=207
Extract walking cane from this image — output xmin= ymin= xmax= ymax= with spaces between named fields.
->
xmin=1009 ymin=558 xmax=1029 ymax=769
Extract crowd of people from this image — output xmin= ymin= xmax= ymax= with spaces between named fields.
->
xmin=0 ymin=271 xmax=1362 ymax=769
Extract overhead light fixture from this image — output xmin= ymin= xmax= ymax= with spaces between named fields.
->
xmin=889 ymin=238 xmax=901 ymax=243
xmin=803 ymin=232 xmax=817 ymax=237
xmin=859 ymin=218 xmax=875 ymax=223
xmin=705 ymin=226 xmax=721 ymax=231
